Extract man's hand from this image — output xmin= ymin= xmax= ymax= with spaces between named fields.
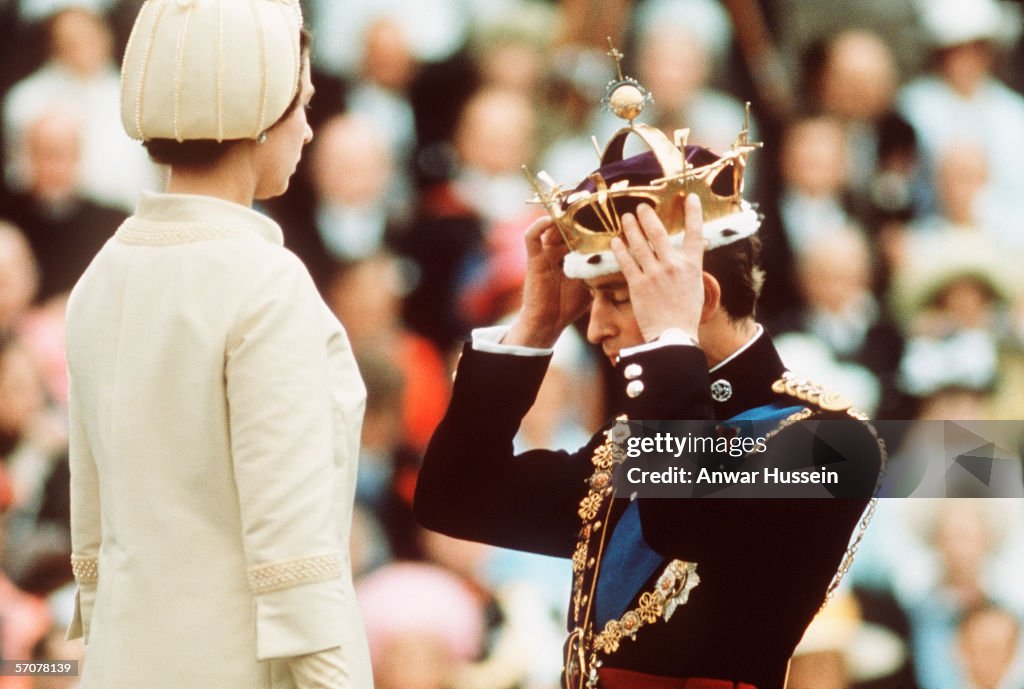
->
xmin=610 ymin=195 xmax=706 ymax=342
xmin=504 ymin=215 xmax=592 ymax=348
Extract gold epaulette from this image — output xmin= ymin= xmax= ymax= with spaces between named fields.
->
xmin=771 ymin=372 xmax=868 ymax=419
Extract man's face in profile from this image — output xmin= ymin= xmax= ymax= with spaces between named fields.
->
xmin=584 ymin=273 xmax=645 ymax=363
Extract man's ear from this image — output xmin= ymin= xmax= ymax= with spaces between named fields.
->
xmin=700 ymin=272 xmax=721 ymax=324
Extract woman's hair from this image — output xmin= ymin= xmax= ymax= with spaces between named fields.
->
xmin=143 ymin=29 xmax=311 ymax=168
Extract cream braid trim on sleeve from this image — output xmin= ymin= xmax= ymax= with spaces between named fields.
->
xmin=246 ymin=552 xmax=345 ymax=595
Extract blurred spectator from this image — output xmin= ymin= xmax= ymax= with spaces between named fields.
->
xmin=2 ymin=6 xmax=160 ymax=211
xmin=0 ymin=222 xmax=38 ymax=335
xmin=910 ymin=141 xmax=1024 ymax=254
xmin=281 ymin=113 xmax=409 ymax=284
xmin=849 ymin=500 xmax=1024 ymax=689
xmin=908 ymin=502 xmax=1024 ymax=689
xmin=957 ymin=604 xmax=1024 ymax=689
xmin=772 ymin=0 xmax=927 ymax=78
xmin=324 ymin=253 xmax=450 ymax=454
xmin=787 ymin=591 xmax=905 ymax=689
xmin=0 ymin=336 xmax=69 ymax=582
xmin=309 ymin=0 xmax=469 ymax=79
xmin=891 ymin=232 xmax=1018 ymax=418
xmin=420 ymin=531 xmax=565 ymax=689
xmin=17 ymin=0 xmax=117 ymax=23
xmin=347 ymin=16 xmax=419 ymax=206
xmin=452 ymin=87 xmax=537 ymax=228
xmin=0 ymin=109 xmax=125 ymax=304
xmin=633 ymin=0 xmax=755 ymax=154
xmin=757 ymin=115 xmax=851 ymax=320
xmin=357 ymin=561 xmax=486 ymax=689
xmin=804 ymin=30 xmax=921 ymax=227
xmin=772 ymin=226 xmax=905 ymax=417
xmin=396 ymin=88 xmax=536 ymax=349
xmin=469 ymin=1 xmax=555 ymax=98
xmin=898 ymin=0 xmax=1024 ymax=222
xmin=0 ymin=485 xmax=51 ymax=689
xmin=347 ymin=350 xmax=426 ymax=561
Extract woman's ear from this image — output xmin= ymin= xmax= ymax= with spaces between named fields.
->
xmin=700 ymin=272 xmax=721 ymax=324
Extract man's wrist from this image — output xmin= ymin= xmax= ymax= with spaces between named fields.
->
xmin=620 ymin=327 xmax=700 ymax=360
xmin=651 ymin=327 xmax=700 ymax=347
xmin=502 ymin=315 xmax=561 ymax=349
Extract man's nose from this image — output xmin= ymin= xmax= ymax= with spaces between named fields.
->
xmin=586 ymin=301 xmax=612 ymax=345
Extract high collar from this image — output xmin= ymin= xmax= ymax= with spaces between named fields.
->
xmin=131 ymin=191 xmax=284 ymax=245
xmin=707 ymin=327 xmax=788 ymax=420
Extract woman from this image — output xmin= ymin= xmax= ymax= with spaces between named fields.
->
xmin=65 ymin=1 xmax=372 ymax=687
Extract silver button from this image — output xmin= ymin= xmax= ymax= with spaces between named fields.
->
xmin=626 ymin=380 xmax=645 ymax=398
xmin=710 ymin=379 xmax=733 ymax=402
xmin=623 ymin=363 xmax=643 ymax=380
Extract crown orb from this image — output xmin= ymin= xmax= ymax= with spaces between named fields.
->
xmin=608 ymin=83 xmax=646 ymax=121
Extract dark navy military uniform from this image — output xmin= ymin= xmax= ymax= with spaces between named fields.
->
xmin=414 ymin=332 xmax=882 ymax=689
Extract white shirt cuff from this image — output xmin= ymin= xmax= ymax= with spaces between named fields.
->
xmin=471 ymin=325 xmax=554 ymax=357
xmin=620 ymin=328 xmax=699 ymax=359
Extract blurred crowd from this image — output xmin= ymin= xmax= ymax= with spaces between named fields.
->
xmin=1 ymin=0 xmax=1023 ymax=687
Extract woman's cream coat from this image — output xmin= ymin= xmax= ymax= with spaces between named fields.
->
xmin=65 ymin=192 xmax=373 ymax=688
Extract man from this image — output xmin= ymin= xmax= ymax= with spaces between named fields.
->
xmin=415 ymin=65 xmax=882 ymax=689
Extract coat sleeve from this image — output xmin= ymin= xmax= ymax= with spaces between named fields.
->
xmin=67 ymin=378 xmax=100 ymax=643
xmin=225 ymin=250 xmax=351 ymax=661
xmin=414 ymin=344 xmax=599 ymax=558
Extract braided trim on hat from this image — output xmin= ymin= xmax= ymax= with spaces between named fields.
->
xmin=71 ymin=554 xmax=98 ymax=586
xmin=172 ymin=1 xmax=195 ymax=142
xmin=246 ymin=552 xmax=345 ymax=595
xmin=248 ymin=0 xmax=269 ymax=137
xmin=135 ymin=0 xmax=171 ymax=140
xmin=278 ymin=0 xmax=300 ymax=109
xmin=215 ymin=0 xmax=224 ymax=141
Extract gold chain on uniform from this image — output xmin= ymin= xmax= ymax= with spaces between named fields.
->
xmin=564 ymin=375 xmax=888 ymax=686
xmin=566 ymin=417 xmax=700 ymax=689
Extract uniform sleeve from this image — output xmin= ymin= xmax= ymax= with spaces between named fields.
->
xmin=225 ymin=251 xmax=349 ymax=660
xmin=414 ymin=344 xmax=597 ymax=557
xmin=636 ymin=414 xmax=881 ymax=562
xmin=67 ymin=378 xmax=100 ymax=642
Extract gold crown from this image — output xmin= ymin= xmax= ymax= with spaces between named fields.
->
xmin=524 ymin=42 xmax=761 ymax=276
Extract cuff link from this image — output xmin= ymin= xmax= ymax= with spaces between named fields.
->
xmin=626 ymin=380 xmax=645 ymax=398
xmin=623 ymin=363 xmax=643 ymax=380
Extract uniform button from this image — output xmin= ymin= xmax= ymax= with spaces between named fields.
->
xmin=710 ymin=379 xmax=733 ymax=402
xmin=626 ymin=380 xmax=645 ymax=398
xmin=623 ymin=363 xmax=643 ymax=380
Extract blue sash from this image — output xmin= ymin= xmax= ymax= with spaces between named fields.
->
xmin=593 ymin=403 xmax=807 ymax=625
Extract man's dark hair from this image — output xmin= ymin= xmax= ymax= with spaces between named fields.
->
xmin=143 ymin=29 xmax=311 ymax=168
xmin=702 ymin=236 xmax=764 ymax=321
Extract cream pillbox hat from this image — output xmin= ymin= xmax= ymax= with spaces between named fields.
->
xmin=120 ymin=0 xmax=304 ymax=142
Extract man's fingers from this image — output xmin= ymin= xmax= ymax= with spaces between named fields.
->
xmin=540 ymin=227 xmax=570 ymax=261
xmin=621 ymin=212 xmax=654 ymax=269
xmin=523 ymin=215 xmax=555 ymax=246
xmin=611 ymin=235 xmax=641 ymax=282
xmin=638 ymin=203 xmax=672 ymax=259
xmin=681 ymin=194 xmax=705 ymax=267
